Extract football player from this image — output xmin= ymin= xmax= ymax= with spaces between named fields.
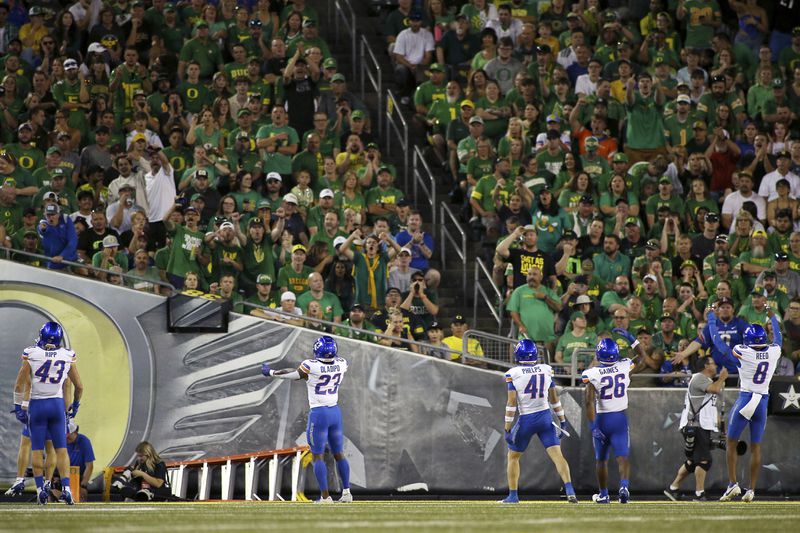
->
xmin=262 ymin=335 xmax=352 ymax=503
xmin=582 ymin=329 xmax=640 ymax=504
xmin=14 ymin=322 xmax=83 ymax=505
xmin=709 ymin=308 xmax=782 ymax=503
xmin=500 ymin=339 xmax=577 ymax=504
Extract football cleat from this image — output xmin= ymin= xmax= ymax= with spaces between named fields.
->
xmin=338 ymin=492 xmax=353 ymax=503
xmin=592 ymin=493 xmax=610 ymax=504
xmin=618 ymin=487 xmax=630 ymax=504
xmin=741 ymin=489 xmax=755 ymax=502
xmin=663 ymin=488 xmax=680 ymax=501
xmin=37 ymin=489 xmax=49 ymax=505
xmin=4 ymin=478 xmax=25 ymax=497
xmin=314 ymin=496 xmax=333 ymax=504
xmin=719 ymin=483 xmax=741 ymax=501
xmin=567 ymin=494 xmax=578 ymax=504
xmin=60 ymin=490 xmax=74 ymax=505
xmin=498 ymin=494 xmax=520 ymax=504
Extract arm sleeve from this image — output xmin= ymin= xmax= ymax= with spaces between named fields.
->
xmin=771 ymin=314 xmax=782 ymax=347
xmin=707 ymin=313 xmax=732 ymax=356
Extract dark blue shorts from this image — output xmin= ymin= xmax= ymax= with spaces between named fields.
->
xmin=507 ymin=410 xmax=559 ymax=452
xmin=28 ymin=398 xmax=67 ymax=450
xmin=727 ymin=392 xmax=769 ymax=444
xmin=307 ymin=405 xmax=345 ymax=455
xmin=593 ymin=411 xmax=629 ymax=460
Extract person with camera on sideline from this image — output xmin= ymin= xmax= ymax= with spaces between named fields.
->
xmin=664 ymin=356 xmax=728 ymax=501
xmin=112 ymin=441 xmax=171 ymax=502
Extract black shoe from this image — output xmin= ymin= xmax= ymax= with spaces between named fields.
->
xmin=663 ymin=488 xmax=681 ymax=501
xmin=693 ymin=492 xmax=708 ymax=502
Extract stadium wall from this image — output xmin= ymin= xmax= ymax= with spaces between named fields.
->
xmin=1 ymin=261 xmax=798 ymax=495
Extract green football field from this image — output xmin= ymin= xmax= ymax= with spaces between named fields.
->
xmin=0 ymin=500 xmax=798 ymax=532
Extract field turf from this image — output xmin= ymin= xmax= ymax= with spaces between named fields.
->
xmin=0 ymin=500 xmax=798 ymax=532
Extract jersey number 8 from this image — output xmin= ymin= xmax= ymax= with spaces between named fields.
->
xmin=752 ymin=361 xmax=769 ymax=384
xmin=599 ymin=374 xmax=626 ymax=399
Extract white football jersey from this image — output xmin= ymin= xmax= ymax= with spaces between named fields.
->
xmin=300 ymin=357 xmax=348 ymax=409
xmin=23 ymin=346 xmax=75 ymax=400
xmin=732 ymin=344 xmax=781 ymax=395
xmin=581 ymin=359 xmax=634 ymax=413
xmin=505 ymin=364 xmax=554 ymax=415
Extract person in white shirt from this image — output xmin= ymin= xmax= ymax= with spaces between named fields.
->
xmin=144 ymin=148 xmax=175 ymax=248
xmin=721 ymin=171 xmax=766 ymax=230
xmin=485 ymin=4 xmax=522 ymax=45
xmin=758 ymin=150 xmax=800 ymax=201
xmin=574 ymin=58 xmax=602 ymax=95
xmin=393 ymin=11 xmax=435 ymax=104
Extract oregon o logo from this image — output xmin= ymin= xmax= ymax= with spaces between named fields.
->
xmin=187 ymin=88 xmax=199 ymax=99
xmin=18 ymin=155 xmax=34 ymax=169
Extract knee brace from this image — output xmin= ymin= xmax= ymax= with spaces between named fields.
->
xmin=697 ymin=460 xmax=712 ymax=472
xmin=684 ymin=460 xmax=696 ymax=473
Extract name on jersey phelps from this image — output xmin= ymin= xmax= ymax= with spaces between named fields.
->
xmin=599 ymin=365 xmax=619 ymax=375
xmin=519 ymin=366 xmax=543 ymax=374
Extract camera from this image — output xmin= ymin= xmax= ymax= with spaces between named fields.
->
xmin=682 ymin=425 xmax=696 ymax=457
xmin=110 ymin=468 xmax=133 ymax=491
xmin=710 ymin=434 xmax=748 ymax=455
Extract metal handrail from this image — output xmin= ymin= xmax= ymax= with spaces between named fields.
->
xmin=0 ymin=249 xmax=176 ymax=294
xmin=239 ymin=301 xmax=461 ymax=359
xmin=359 ymin=34 xmax=383 ymax=137
xmin=438 ymin=202 xmax=467 ymax=305
xmin=385 ymin=90 xmax=410 ymax=192
xmin=473 ymin=258 xmax=503 ymax=334
xmin=333 ymin=0 xmax=358 ymax=82
xmin=411 ymin=146 xmax=436 ymax=226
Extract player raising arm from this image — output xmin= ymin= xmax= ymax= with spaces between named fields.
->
xmin=708 ymin=308 xmax=782 ymax=503
xmin=582 ymin=329 xmax=643 ymax=504
xmin=14 ymin=322 xmax=83 ymax=505
xmin=261 ymin=335 xmax=352 ymax=503
xmin=500 ymin=340 xmax=577 ymax=504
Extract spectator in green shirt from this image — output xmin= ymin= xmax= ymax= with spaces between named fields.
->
xmin=555 ymin=311 xmax=597 ymax=372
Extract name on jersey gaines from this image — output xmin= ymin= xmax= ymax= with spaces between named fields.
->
xmin=599 ymin=366 xmax=618 ymax=375
xmin=320 ymin=364 xmax=341 ymax=372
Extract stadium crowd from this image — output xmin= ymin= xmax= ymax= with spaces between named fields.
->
xmin=1 ymin=0 xmax=800 ymax=378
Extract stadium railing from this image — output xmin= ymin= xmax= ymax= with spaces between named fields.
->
xmin=359 ymin=34 xmax=383 ymax=137
xmin=412 ymin=145 xmax=437 ymax=226
xmin=439 ymin=201 xmax=467 ymax=305
xmin=385 ymin=89 xmax=410 ymax=191
xmin=1 ymin=249 xmax=176 ymax=295
xmin=331 ymin=0 xmax=358 ymax=82
xmin=104 ymin=445 xmax=309 ymax=502
xmin=240 ymin=302 xmax=462 ymax=360
xmin=472 ymin=257 xmax=504 ymax=334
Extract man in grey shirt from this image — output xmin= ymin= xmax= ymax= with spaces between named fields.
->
xmin=664 ymin=356 xmax=728 ymax=501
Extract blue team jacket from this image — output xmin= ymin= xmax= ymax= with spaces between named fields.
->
xmin=37 ymin=215 xmax=78 ymax=269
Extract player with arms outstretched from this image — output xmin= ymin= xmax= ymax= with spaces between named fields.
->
xmin=708 ymin=308 xmax=782 ymax=502
xmin=500 ymin=340 xmax=577 ymax=504
xmin=582 ymin=331 xmax=640 ymax=504
xmin=261 ymin=335 xmax=352 ymax=503
xmin=14 ymin=322 xmax=83 ymax=505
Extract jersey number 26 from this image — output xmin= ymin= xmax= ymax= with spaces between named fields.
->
xmin=599 ymin=374 xmax=626 ymax=399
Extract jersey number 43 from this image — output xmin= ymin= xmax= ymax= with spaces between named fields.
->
xmin=34 ymin=360 xmax=66 ymax=384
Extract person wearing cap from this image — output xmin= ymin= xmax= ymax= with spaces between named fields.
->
xmin=623 ymin=71 xmax=668 ymax=164
xmin=237 ymin=215 xmax=276 ymax=297
xmin=340 ymin=227 xmax=402 ymax=310
xmin=435 ymin=12 xmax=480 ymax=84
xmin=765 ymin=251 xmax=800 ymax=298
xmin=365 ymin=163 xmax=405 ymax=226
xmin=442 ymin=314 xmax=484 ymax=361
xmin=555 ymin=310 xmax=597 ymax=371
xmin=246 ymin=274 xmax=280 ymax=314
xmin=276 ymin=242 xmax=314 ymax=295
xmin=644 ymin=175 xmax=684 ymax=228
xmin=7 ymin=205 xmax=38 ymax=248
xmin=91 ymin=233 xmax=127 ymax=280
xmin=5 ymin=122 xmax=44 ymax=174
xmin=470 ymin=155 xmax=513 ymax=233
xmin=759 ymin=150 xmax=800 ymax=201
xmin=690 ymin=211 xmax=721 ymax=260
xmin=735 ymin=229 xmax=775 ymax=289
xmin=336 ymin=303 xmax=380 ymax=342
xmin=38 ymin=203 xmax=78 ymax=270
xmin=161 ymin=198 xmax=205 ymax=289
xmin=34 ymin=167 xmax=78 ymax=215
xmin=663 ymin=93 xmax=697 ymax=152
xmin=177 ymin=19 xmax=224 ymax=82
xmin=506 ymin=265 xmax=562 ymax=352
xmin=651 ymin=311 xmax=686 ymax=355
xmin=424 ymin=80 xmax=465 ymax=165
xmin=370 ymin=285 xmax=424 ymax=340
xmin=392 ymin=10 xmax=435 ymax=106
xmin=755 ymin=269 xmax=791 ymax=315
xmin=413 ymin=61 xmax=447 ymax=118
xmin=696 ymin=73 xmax=746 ymax=126
xmin=306 ymin=187 xmax=341 ymax=236
xmin=767 ymin=207 xmax=794 ymax=252
xmin=357 ymin=142 xmax=396 ymax=190
xmin=203 ymin=217 xmax=245 ymax=287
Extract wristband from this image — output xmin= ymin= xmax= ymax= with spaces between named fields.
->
xmin=505 ymin=407 xmax=516 ymax=414
xmin=504 ymin=416 xmax=514 ymax=423
xmin=13 ymin=392 xmax=23 ymax=405
xmin=631 ymin=340 xmax=640 ymax=350
xmin=21 ymin=401 xmax=28 ymax=409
